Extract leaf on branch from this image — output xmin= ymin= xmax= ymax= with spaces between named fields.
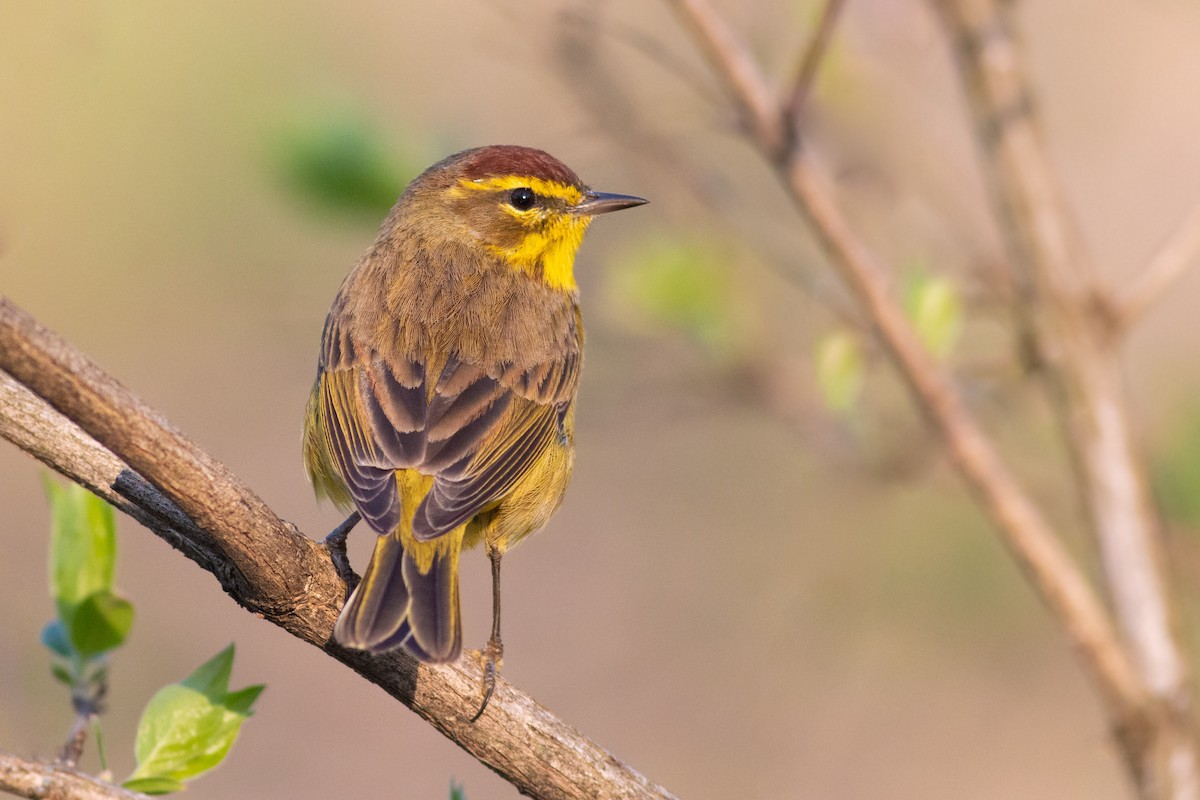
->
xmin=42 ymin=620 xmax=73 ymax=659
xmin=43 ymin=481 xmax=134 ymax=659
xmin=122 ymin=776 xmax=187 ymax=795
xmin=46 ymin=480 xmax=117 ymax=614
xmin=68 ymin=590 xmax=135 ymax=658
xmin=124 ymin=644 xmax=264 ymax=794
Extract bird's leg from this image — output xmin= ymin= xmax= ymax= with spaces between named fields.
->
xmin=323 ymin=511 xmax=362 ymax=599
xmin=470 ymin=545 xmax=504 ymax=722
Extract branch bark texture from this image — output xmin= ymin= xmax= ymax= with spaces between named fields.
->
xmin=0 ymin=297 xmax=676 ymax=800
xmin=0 ymin=752 xmax=149 ymax=800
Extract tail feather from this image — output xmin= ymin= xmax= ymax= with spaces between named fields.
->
xmin=334 ymin=533 xmax=409 ymax=651
xmin=333 ymin=528 xmax=462 ymax=662
xmin=402 ymin=544 xmax=462 ymax=662
xmin=372 ymin=619 xmax=436 ymax=661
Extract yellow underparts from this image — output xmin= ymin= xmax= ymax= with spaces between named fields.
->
xmin=396 ymin=469 xmax=460 ymax=574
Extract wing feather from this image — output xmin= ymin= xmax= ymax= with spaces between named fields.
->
xmin=320 ymin=371 xmax=400 ymax=533
xmin=413 ymin=400 xmax=559 ymax=539
xmin=316 ymin=315 xmax=578 ymax=538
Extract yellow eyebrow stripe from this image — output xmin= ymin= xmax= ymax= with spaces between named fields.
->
xmin=457 ymin=175 xmax=585 ymax=205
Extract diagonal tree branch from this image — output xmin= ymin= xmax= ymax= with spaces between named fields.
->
xmin=0 ymin=297 xmax=676 ymax=800
xmin=929 ymin=2 xmax=1197 ymax=796
xmin=661 ymin=0 xmax=1171 ymax=789
xmin=669 ymin=0 xmax=789 ymax=159
xmin=0 ymin=751 xmax=150 ymax=800
xmin=782 ymin=0 xmax=846 ymax=124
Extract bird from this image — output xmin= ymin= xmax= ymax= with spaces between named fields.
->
xmin=302 ymin=144 xmax=646 ymax=717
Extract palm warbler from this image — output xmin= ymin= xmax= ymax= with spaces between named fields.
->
xmin=303 ymin=145 xmax=645 ymax=715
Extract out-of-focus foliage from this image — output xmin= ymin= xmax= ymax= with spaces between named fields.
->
xmin=38 ymin=483 xmax=262 ymax=795
xmin=1153 ymin=408 xmax=1200 ymax=529
xmin=271 ymin=110 xmax=418 ymax=221
xmin=123 ymin=644 xmax=264 ymax=795
xmin=903 ymin=270 xmax=962 ymax=361
xmin=814 ymin=328 xmax=864 ymax=413
xmin=604 ymin=235 xmax=741 ymax=358
xmin=43 ymin=482 xmax=134 ymax=663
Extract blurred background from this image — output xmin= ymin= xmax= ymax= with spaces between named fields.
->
xmin=4 ymin=1 xmax=1200 ymax=797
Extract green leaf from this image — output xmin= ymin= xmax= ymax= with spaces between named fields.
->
xmin=222 ymin=684 xmax=266 ymax=717
xmin=41 ymin=620 xmax=73 ymax=659
xmin=815 ymin=329 xmax=864 ymax=412
xmin=903 ymin=272 xmax=962 ymax=360
xmin=450 ymin=782 xmax=467 ymax=800
xmin=68 ymin=590 xmax=134 ymax=657
xmin=128 ymin=685 xmax=236 ymax=785
xmin=126 ymin=645 xmax=264 ymax=790
xmin=45 ymin=481 xmax=117 ymax=616
xmin=122 ymin=776 xmax=187 ymax=795
xmin=50 ymin=663 xmax=73 ymax=686
xmin=181 ymin=644 xmax=234 ymax=699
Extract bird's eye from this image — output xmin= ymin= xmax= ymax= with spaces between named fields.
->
xmin=509 ymin=187 xmax=536 ymax=211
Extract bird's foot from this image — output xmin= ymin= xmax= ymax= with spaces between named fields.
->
xmin=323 ymin=512 xmax=361 ymax=599
xmin=469 ymin=638 xmax=504 ymax=723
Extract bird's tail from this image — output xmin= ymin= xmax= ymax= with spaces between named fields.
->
xmin=333 ymin=527 xmax=463 ymax=662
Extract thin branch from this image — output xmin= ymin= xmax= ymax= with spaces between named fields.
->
xmin=0 ymin=297 xmax=677 ymax=800
xmin=1114 ymin=202 xmax=1200 ymax=329
xmin=551 ymin=5 xmax=868 ymax=334
xmin=0 ymin=751 xmax=148 ymax=800
xmin=780 ymin=151 xmax=1152 ymax=731
xmin=782 ymin=0 xmax=846 ymax=123
xmin=555 ymin=6 xmax=724 ymax=111
xmin=668 ymin=0 xmax=789 ymax=159
xmin=59 ymin=650 xmax=107 ymax=768
xmin=929 ymin=2 xmax=1197 ymax=795
xmin=58 ymin=713 xmax=95 ymax=769
xmin=663 ymin=0 xmax=1158 ymax=770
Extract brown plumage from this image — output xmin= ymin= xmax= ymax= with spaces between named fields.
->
xmin=303 ymin=145 xmax=645 ymax=697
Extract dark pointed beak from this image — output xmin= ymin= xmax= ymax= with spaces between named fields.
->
xmin=572 ymin=191 xmax=648 ymax=216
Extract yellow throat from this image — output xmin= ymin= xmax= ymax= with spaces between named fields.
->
xmin=456 ymin=174 xmax=593 ymax=292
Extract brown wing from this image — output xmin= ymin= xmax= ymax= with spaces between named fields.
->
xmin=317 ymin=316 xmax=579 ymax=538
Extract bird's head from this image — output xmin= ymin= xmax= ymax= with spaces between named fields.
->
xmin=404 ymin=145 xmax=646 ymax=293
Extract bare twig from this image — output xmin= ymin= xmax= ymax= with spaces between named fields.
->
xmin=668 ymin=0 xmax=789 ymax=159
xmin=662 ymin=0 xmax=1170 ymax=785
xmin=780 ymin=151 xmax=1150 ymax=728
xmin=782 ymin=0 xmax=846 ymax=123
xmin=0 ymin=751 xmax=148 ymax=800
xmin=551 ymin=5 xmax=868 ymax=334
xmin=57 ymin=713 xmax=95 ymax=768
xmin=1115 ymin=202 xmax=1200 ymax=329
xmin=930 ymin=2 xmax=1197 ymax=795
xmin=58 ymin=653 xmax=107 ymax=767
xmin=0 ymin=297 xmax=677 ymax=800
